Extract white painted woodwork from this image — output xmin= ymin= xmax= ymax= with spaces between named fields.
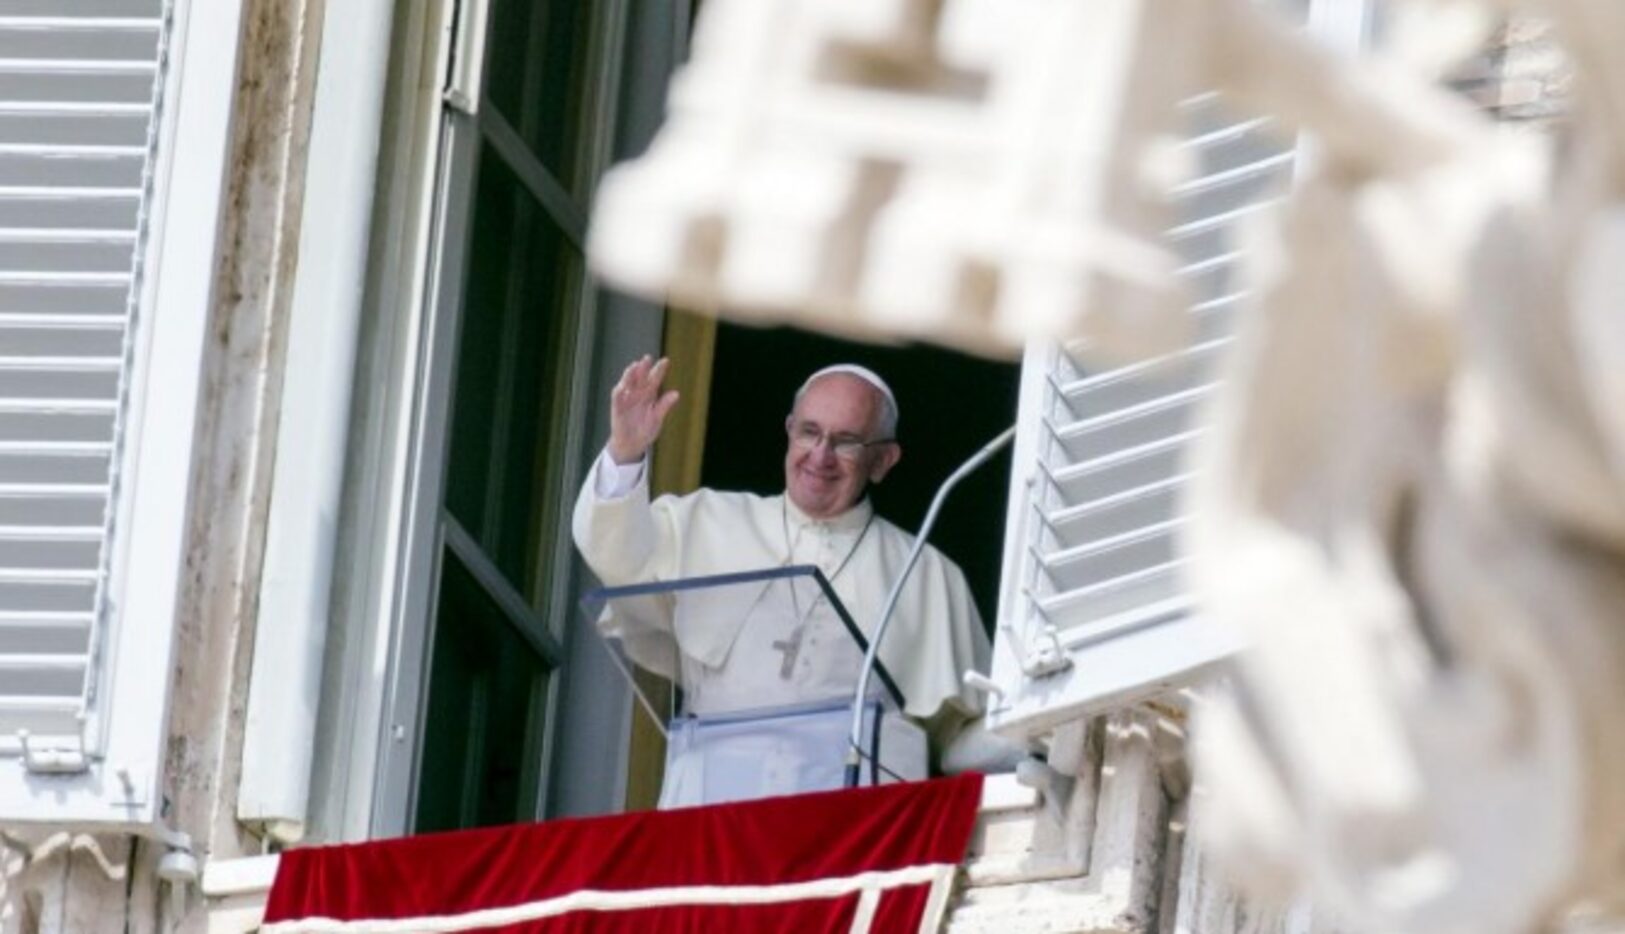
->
xmin=982 ymin=86 xmax=1289 ymax=736
xmin=0 ymin=2 xmax=162 ymax=753
xmin=0 ymin=0 xmax=244 ymax=827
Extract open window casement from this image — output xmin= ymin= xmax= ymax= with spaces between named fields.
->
xmin=0 ymin=0 xmax=240 ymax=825
xmin=985 ymin=93 xmax=1295 ymax=740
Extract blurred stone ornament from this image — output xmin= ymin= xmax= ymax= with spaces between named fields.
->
xmin=588 ymin=1 xmax=1625 ymax=930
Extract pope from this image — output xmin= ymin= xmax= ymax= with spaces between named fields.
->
xmin=572 ymin=355 xmax=992 ymax=763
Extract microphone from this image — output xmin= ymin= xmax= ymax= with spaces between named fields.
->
xmin=845 ymin=424 xmax=1017 ymax=787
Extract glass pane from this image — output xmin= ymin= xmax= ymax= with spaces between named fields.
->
xmin=415 ymin=550 xmax=550 ymax=833
xmin=485 ymin=0 xmax=599 ymax=195
xmin=443 ymin=147 xmax=582 ymax=599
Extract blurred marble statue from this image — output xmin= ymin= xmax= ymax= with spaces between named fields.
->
xmin=586 ymin=1 xmax=1625 ymax=931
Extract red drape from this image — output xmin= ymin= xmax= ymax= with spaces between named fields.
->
xmin=263 ymin=773 xmax=983 ymax=933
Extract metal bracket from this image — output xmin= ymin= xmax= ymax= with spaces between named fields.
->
xmin=1002 ymin=622 xmax=1073 ymax=679
xmin=963 ymin=670 xmax=1005 ymax=701
xmin=17 ymin=731 xmax=89 ymax=775
xmin=110 ymin=766 xmax=149 ymax=809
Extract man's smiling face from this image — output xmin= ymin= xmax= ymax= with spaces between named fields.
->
xmin=783 ymin=373 xmax=900 ymax=520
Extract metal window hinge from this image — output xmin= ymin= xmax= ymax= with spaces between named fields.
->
xmin=442 ymin=0 xmax=488 ymax=113
xmin=1001 ymin=622 xmax=1073 ymax=679
xmin=963 ymin=670 xmax=1005 ymax=700
xmin=17 ymin=730 xmax=89 ymax=774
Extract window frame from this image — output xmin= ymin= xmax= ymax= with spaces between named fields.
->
xmin=298 ymin=0 xmax=641 ymax=841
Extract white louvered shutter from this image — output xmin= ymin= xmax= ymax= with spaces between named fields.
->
xmin=0 ymin=0 xmax=239 ymax=823
xmin=984 ymin=92 xmax=1293 ymax=739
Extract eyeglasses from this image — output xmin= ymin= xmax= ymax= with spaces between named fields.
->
xmin=785 ymin=419 xmax=894 ymax=461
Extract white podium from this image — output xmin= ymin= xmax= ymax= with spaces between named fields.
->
xmin=582 ymin=565 xmax=927 ymax=809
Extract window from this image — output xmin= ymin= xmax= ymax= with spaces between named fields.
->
xmin=0 ymin=0 xmax=242 ymax=822
xmin=370 ymin=0 xmax=638 ymax=835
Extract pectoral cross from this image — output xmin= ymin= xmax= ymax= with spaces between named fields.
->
xmin=771 ymin=625 xmax=806 ymax=679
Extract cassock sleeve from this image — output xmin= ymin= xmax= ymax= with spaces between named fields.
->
xmin=572 ymin=449 xmax=684 ymax=587
xmin=575 ymin=466 xmax=779 ymax=672
xmin=572 ymin=451 xmax=701 ymax=677
xmin=884 ymin=547 xmax=990 ymax=727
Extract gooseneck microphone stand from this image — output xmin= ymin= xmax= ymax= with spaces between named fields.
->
xmin=844 ymin=424 xmax=1017 ymax=788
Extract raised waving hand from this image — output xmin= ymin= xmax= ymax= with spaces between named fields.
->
xmin=607 ymin=354 xmax=680 ymax=464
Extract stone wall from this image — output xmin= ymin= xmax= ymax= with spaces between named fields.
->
xmin=1447 ymin=15 xmax=1573 ymax=127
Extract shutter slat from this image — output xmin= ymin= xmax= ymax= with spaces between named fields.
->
xmin=0 ymin=696 xmax=79 ymax=737
xmin=1054 ymin=597 xmax=1196 ymax=651
xmin=0 ymin=482 xmax=109 ymax=494
xmin=0 ymin=580 xmax=97 ymax=612
xmin=1053 ymin=383 xmax=1213 ymax=432
xmin=0 ymin=23 xmax=159 ymax=65
xmin=1055 ymin=347 xmax=1221 ymax=416
xmin=0 ymin=652 xmax=88 ymax=670
xmin=0 ymin=101 xmax=150 ymax=115
xmin=0 ymin=312 xmax=126 ymax=323
xmin=0 ymin=611 xmax=92 ymax=655
xmin=1046 ymin=439 xmax=1192 ymax=507
xmin=0 ymin=186 xmax=139 ymax=197
xmin=0 ymin=74 xmax=156 ymax=107
xmin=0 ymin=151 xmax=144 ymax=187
xmin=1035 ymin=561 xmax=1187 ymax=623
xmin=0 ymin=198 xmax=140 ymax=228
xmin=0 ymin=457 xmax=111 ymax=484
xmin=0 ymin=325 xmax=123 ymax=355
xmin=0 ymin=439 xmax=112 ymax=451
xmin=1036 ymin=523 xmax=1182 ymax=595
xmin=0 ymin=60 xmax=156 ymax=74
xmin=1052 ymin=430 xmax=1197 ymax=478
xmin=0 ymin=17 xmax=161 ymax=28
xmin=1168 ymin=200 xmax=1278 ymax=241
xmin=1173 ymin=151 xmax=1296 ymax=196
xmin=0 ymin=399 xmax=119 ymax=413
xmin=1040 ymin=519 xmax=1185 ymax=568
xmin=0 ymin=609 xmax=95 ymax=622
xmin=0 ymin=568 xmax=100 ymax=583
xmin=0 ymin=356 xmax=122 ymax=367
xmin=1058 ymin=336 xmax=1230 ymax=387
xmin=1180 ymin=116 xmax=1274 ymax=152
xmin=0 ymin=494 xmax=107 ymax=526
xmin=1178 ymin=249 xmax=1242 ymax=277
xmin=2 ymin=2 xmax=161 ymax=17
xmin=0 ymin=143 xmax=146 ymax=156
xmin=1044 ymin=388 xmax=1211 ymax=466
xmin=1046 ymin=477 xmax=1189 ymax=529
xmin=0 ymin=654 xmax=88 ymax=697
xmin=0 ymin=525 xmax=101 ymax=538
xmin=0 ymin=116 xmax=147 ymax=149
xmin=1192 ymin=291 xmax=1246 ymax=314
xmin=0 ymin=228 xmax=137 ymax=243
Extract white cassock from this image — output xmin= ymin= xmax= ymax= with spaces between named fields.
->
xmin=572 ymin=451 xmax=990 ymax=731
